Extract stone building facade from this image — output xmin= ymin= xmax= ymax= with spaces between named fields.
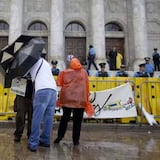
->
xmin=0 ymin=0 xmax=160 ymax=70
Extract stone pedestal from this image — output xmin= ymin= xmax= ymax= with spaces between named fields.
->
xmin=9 ymin=0 xmax=23 ymax=44
xmin=132 ymin=0 xmax=148 ymax=69
xmin=50 ymin=0 xmax=64 ymax=68
xmin=90 ymin=0 xmax=105 ymax=61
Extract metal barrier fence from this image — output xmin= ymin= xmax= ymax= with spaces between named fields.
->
xmin=88 ymin=77 xmax=160 ymax=123
xmin=0 ymin=85 xmax=16 ymax=120
xmin=139 ymin=80 xmax=160 ymax=123
xmin=0 ymin=77 xmax=160 ymax=123
xmin=88 ymin=77 xmax=137 ymax=123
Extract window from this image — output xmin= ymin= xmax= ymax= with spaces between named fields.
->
xmin=28 ymin=21 xmax=47 ymax=31
xmin=105 ymin=22 xmax=123 ymax=31
xmin=0 ymin=21 xmax=9 ymax=30
xmin=65 ymin=22 xmax=85 ymax=32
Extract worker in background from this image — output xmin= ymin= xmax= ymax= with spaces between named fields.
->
xmin=51 ymin=60 xmax=60 ymax=76
xmin=96 ymin=63 xmax=109 ymax=77
xmin=144 ymin=57 xmax=154 ymax=77
xmin=134 ymin=63 xmax=150 ymax=77
xmin=115 ymin=64 xmax=128 ymax=77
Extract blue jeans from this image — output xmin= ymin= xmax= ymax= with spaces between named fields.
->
xmin=28 ymin=89 xmax=56 ymax=150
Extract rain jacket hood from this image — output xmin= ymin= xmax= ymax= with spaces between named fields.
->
xmin=69 ymin=58 xmax=82 ymax=70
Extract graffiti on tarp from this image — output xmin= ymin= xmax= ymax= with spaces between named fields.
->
xmin=92 ymin=94 xmax=112 ymax=116
xmin=55 ymin=94 xmax=135 ymax=117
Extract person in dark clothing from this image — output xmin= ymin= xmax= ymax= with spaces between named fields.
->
xmin=152 ymin=48 xmax=160 ymax=71
xmin=87 ymin=45 xmax=99 ymax=70
xmin=109 ymin=47 xmax=117 ymax=70
xmin=14 ymin=79 xmax=33 ymax=142
xmin=134 ymin=63 xmax=150 ymax=77
xmin=51 ymin=60 xmax=60 ymax=76
xmin=96 ymin=63 xmax=109 ymax=77
xmin=82 ymin=61 xmax=90 ymax=76
xmin=116 ymin=65 xmax=128 ymax=77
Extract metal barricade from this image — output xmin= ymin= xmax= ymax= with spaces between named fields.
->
xmin=0 ymin=77 xmax=160 ymax=124
xmin=139 ymin=78 xmax=160 ymax=124
xmin=89 ymin=77 xmax=137 ymax=123
xmin=0 ymin=86 xmax=16 ymax=120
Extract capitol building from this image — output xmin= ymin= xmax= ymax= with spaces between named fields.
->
xmin=0 ymin=0 xmax=160 ymax=70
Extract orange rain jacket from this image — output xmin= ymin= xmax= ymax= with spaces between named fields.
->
xmin=56 ymin=58 xmax=89 ymax=109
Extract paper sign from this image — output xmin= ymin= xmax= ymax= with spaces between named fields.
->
xmin=11 ymin=78 xmax=27 ymax=96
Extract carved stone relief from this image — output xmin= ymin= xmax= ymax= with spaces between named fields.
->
xmin=147 ymin=21 xmax=160 ymax=33
xmin=65 ymin=0 xmax=88 ymax=13
xmin=25 ymin=0 xmax=50 ymax=12
xmin=146 ymin=2 xmax=160 ymax=14
xmin=0 ymin=0 xmax=10 ymax=12
xmin=106 ymin=0 xmax=126 ymax=13
xmin=146 ymin=3 xmax=154 ymax=13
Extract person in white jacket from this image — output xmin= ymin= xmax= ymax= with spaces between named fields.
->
xmin=28 ymin=57 xmax=57 ymax=152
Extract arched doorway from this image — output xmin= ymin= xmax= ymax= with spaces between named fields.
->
xmin=28 ymin=21 xmax=48 ymax=59
xmin=65 ymin=22 xmax=86 ymax=63
xmin=0 ymin=21 xmax=9 ymax=50
xmin=105 ymin=22 xmax=125 ymax=64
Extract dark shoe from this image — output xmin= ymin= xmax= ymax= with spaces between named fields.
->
xmin=73 ymin=142 xmax=79 ymax=146
xmin=14 ymin=136 xmax=21 ymax=142
xmin=54 ymin=137 xmax=62 ymax=144
xmin=39 ymin=141 xmax=50 ymax=147
xmin=27 ymin=145 xmax=37 ymax=152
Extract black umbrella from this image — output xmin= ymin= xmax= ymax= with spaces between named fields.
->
xmin=0 ymin=35 xmax=34 ymax=61
xmin=0 ymin=35 xmax=45 ymax=87
xmin=8 ymin=37 xmax=46 ymax=79
xmin=0 ymin=35 xmax=35 ymax=88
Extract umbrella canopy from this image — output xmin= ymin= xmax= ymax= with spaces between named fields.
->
xmin=0 ymin=35 xmax=35 ymax=71
xmin=0 ymin=35 xmax=35 ymax=62
xmin=0 ymin=35 xmax=35 ymax=88
xmin=0 ymin=35 xmax=45 ymax=87
xmin=8 ymin=37 xmax=45 ymax=79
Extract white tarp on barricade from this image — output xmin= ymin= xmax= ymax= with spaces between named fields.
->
xmin=55 ymin=83 xmax=137 ymax=119
xmin=90 ymin=83 xmax=137 ymax=118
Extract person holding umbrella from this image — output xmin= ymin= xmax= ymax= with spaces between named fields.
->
xmin=0 ymin=36 xmax=57 ymax=151
xmin=27 ymin=57 xmax=57 ymax=152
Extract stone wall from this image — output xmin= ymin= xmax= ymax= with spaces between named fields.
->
xmin=0 ymin=0 xmax=160 ymax=69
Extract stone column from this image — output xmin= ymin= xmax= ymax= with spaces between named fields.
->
xmin=9 ymin=0 xmax=23 ymax=44
xmin=132 ymin=0 xmax=148 ymax=69
xmin=90 ymin=0 xmax=105 ymax=62
xmin=50 ymin=0 xmax=64 ymax=69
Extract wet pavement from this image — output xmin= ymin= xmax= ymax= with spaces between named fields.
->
xmin=0 ymin=121 xmax=160 ymax=160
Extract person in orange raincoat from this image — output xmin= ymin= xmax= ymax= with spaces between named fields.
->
xmin=54 ymin=58 xmax=94 ymax=145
